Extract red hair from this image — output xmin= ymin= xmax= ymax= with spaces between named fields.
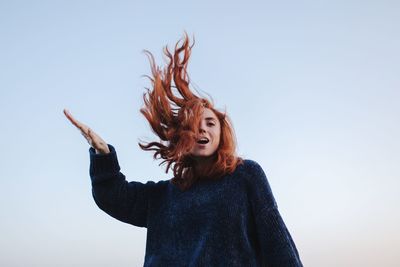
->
xmin=138 ymin=32 xmax=243 ymax=191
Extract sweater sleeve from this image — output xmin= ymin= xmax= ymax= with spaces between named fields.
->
xmin=89 ymin=144 xmax=157 ymax=228
xmin=245 ymin=160 xmax=303 ymax=267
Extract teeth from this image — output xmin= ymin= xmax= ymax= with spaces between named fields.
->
xmin=197 ymin=137 xmax=209 ymax=144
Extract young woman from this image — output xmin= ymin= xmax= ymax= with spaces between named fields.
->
xmin=64 ymin=33 xmax=303 ymax=266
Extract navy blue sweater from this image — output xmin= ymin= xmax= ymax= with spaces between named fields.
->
xmin=89 ymin=144 xmax=303 ymax=266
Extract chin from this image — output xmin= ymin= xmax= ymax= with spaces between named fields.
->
xmin=192 ymin=153 xmax=209 ymax=158
xmin=192 ymin=151 xmax=217 ymax=158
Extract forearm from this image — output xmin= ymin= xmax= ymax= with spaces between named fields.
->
xmin=257 ymin=206 xmax=303 ymax=267
xmin=89 ymin=144 xmax=149 ymax=227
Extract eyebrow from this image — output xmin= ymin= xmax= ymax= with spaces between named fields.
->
xmin=205 ymin=117 xmax=217 ymax=121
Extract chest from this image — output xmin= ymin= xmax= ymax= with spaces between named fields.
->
xmin=155 ymin=177 xmax=250 ymax=229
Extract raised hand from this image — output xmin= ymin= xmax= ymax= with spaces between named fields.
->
xmin=63 ymin=108 xmax=110 ymax=154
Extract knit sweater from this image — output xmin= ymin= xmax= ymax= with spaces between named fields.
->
xmin=89 ymin=144 xmax=303 ymax=267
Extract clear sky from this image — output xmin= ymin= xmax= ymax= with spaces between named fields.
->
xmin=1 ymin=0 xmax=399 ymax=266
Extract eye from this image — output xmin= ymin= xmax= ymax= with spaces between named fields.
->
xmin=208 ymin=123 xmax=215 ymax=126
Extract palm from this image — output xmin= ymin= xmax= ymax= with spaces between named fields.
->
xmin=63 ymin=108 xmax=110 ymax=154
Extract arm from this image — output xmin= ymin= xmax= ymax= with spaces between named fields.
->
xmin=245 ymin=160 xmax=303 ymax=267
xmin=63 ymin=109 xmax=154 ymax=226
xmin=89 ymin=144 xmax=156 ymax=227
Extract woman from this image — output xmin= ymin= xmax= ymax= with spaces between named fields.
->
xmin=64 ymin=33 xmax=303 ymax=266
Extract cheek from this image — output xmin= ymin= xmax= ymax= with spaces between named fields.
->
xmin=213 ymin=128 xmax=221 ymax=144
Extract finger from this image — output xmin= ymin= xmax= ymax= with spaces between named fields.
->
xmin=64 ymin=109 xmax=88 ymax=132
xmin=88 ymin=129 xmax=105 ymax=149
xmin=81 ymin=131 xmax=93 ymax=146
xmin=87 ymin=128 xmax=94 ymax=139
xmin=80 ymin=131 xmax=89 ymax=141
xmin=87 ymin=128 xmax=97 ymax=145
xmin=64 ymin=109 xmax=81 ymax=128
xmin=64 ymin=109 xmax=77 ymax=124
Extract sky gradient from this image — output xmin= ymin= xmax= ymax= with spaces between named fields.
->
xmin=0 ymin=1 xmax=399 ymax=266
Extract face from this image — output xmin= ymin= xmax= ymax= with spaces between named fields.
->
xmin=190 ymin=108 xmax=221 ymax=158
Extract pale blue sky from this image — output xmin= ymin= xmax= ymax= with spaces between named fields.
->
xmin=0 ymin=1 xmax=399 ymax=266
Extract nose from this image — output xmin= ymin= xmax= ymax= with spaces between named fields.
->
xmin=199 ymin=121 xmax=206 ymax=133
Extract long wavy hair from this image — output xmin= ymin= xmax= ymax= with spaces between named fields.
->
xmin=138 ymin=32 xmax=243 ymax=191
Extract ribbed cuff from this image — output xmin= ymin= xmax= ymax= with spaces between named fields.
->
xmin=89 ymin=144 xmax=120 ymax=183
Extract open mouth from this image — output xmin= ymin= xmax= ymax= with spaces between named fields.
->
xmin=197 ymin=137 xmax=209 ymax=145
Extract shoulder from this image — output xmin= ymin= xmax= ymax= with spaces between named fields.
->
xmin=238 ymin=159 xmax=277 ymax=207
xmin=235 ymin=159 xmax=271 ymax=188
xmin=236 ymin=159 xmax=266 ymax=176
xmin=242 ymin=158 xmax=263 ymax=168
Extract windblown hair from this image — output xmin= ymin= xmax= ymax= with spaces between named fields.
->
xmin=138 ymin=32 xmax=243 ymax=191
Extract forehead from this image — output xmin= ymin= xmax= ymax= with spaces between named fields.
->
xmin=201 ymin=108 xmax=217 ymax=119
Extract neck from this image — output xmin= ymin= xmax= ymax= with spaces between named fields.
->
xmin=191 ymin=154 xmax=216 ymax=174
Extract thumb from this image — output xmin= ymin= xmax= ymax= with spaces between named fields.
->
xmin=88 ymin=128 xmax=95 ymax=138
